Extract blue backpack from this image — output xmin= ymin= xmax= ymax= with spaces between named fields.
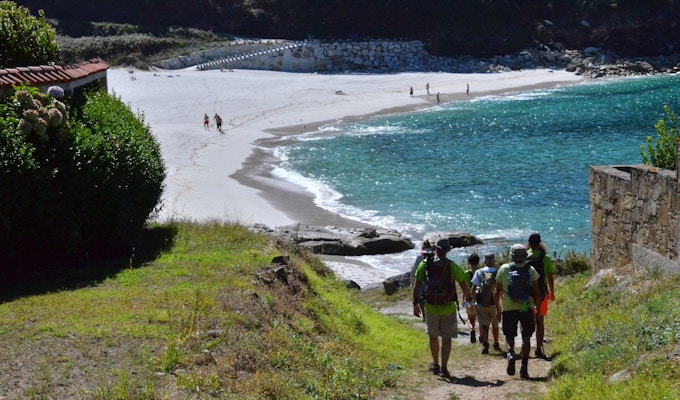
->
xmin=507 ymin=263 xmax=532 ymax=302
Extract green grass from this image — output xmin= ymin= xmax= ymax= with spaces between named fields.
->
xmin=0 ymin=221 xmax=427 ymax=399
xmin=546 ymin=267 xmax=680 ymax=400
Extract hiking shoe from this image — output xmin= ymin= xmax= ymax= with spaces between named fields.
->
xmin=493 ymin=343 xmax=502 ymax=352
xmin=506 ymin=352 xmax=516 ymax=376
xmin=470 ymin=330 xmax=476 ymax=343
xmin=520 ymin=365 xmax=530 ymax=379
xmin=481 ymin=343 xmax=489 ymax=355
xmin=535 ymin=348 xmax=545 ymax=359
xmin=428 ymin=362 xmax=440 ymax=375
xmin=440 ymin=367 xmax=452 ymax=379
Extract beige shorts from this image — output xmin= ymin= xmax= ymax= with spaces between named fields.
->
xmin=425 ymin=312 xmax=458 ymax=339
xmin=475 ymin=305 xmax=499 ymax=328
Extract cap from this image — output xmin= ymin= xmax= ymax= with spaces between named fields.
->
xmin=484 ymin=253 xmax=495 ymax=265
xmin=510 ymin=244 xmax=528 ymax=262
xmin=528 ymin=233 xmax=541 ymax=246
xmin=434 ymin=238 xmax=451 ymax=253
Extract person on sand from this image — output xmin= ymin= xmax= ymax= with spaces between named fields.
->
xmin=495 ymin=244 xmax=541 ymax=379
xmin=203 ymin=113 xmax=210 ymax=130
xmin=214 ymin=113 xmax=223 ymax=132
xmin=526 ymin=233 xmax=555 ymax=359
xmin=410 ymin=238 xmax=433 ymax=322
xmin=470 ymin=253 xmax=502 ymax=354
xmin=413 ymin=238 xmax=472 ymax=381
xmin=437 ymin=92 xmax=440 ymax=104
xmin=426 ymin=82 xmax=430 ymax=95
xmin=409 ymin=86 xmax=414 ymax=97
xmin=464 ymin=253 xmax=480 ymax=344
xmin=466 ymin=83 xmax=470 ymax=96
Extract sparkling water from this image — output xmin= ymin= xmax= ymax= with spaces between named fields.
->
xmin=272 ymin=74 xmax=680 ymax=274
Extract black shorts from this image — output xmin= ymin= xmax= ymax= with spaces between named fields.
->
xmin=502 ymin=309 xmax=535 ymax=339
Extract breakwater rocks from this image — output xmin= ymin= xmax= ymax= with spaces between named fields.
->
xmin=157 ymin=38 xmax=680 ymax=78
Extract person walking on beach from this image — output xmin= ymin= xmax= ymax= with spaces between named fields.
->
xmin=409 ymin=86 xmax=414 ymax=98
xmin=464 ymin=253 xmax=480 ymax=344
xmin=436 ymin=92 xmax=440 ymax=104
xmin=410 ymin=237 xmax=433 ymax=322
xmin=214 ymin=113 xmax=223 ymax=132
xmin=426 ymin=82 xmax=430 ymax=95
xmin=203 ymin=113 xmax=210 ymax=130
xmin=495 ymin=244 xmax=541 ymax=379
xmin=413 ymin=238 xmax=472 ymax=381
xmin=526 ymin=233 xmax=555 ymax=359
xmin=466 ymin=83 xmax=470 ymax=96
xmin=470 ymin=253 xmax=502 ymax=354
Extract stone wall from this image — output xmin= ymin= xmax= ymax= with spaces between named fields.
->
xmin=157 ymin=39 xmax=439 ymax=73
xmin=590 ymin=156 xmax=680 ymax=272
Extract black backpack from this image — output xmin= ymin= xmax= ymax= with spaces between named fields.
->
xmin=526 ymin=250 xmax=547 ymax=298
xmin=423 ymin=258 xmax=457 ymax=305
xmin=506 ymin=263 xmax=532 ymax=302
xmin=475 ymin=267 xmax=497 ymax=307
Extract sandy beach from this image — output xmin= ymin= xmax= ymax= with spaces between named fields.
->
xmin=107 ymin=67 xmax=583 ymax=286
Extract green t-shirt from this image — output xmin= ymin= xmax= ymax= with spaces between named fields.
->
xmin=527 ymin=249 xmax=555 ymax=274
xmin=415 ymin=258 xmax=466 ymax=315
xmin=495 ymin=262 xmax=540 ymax=312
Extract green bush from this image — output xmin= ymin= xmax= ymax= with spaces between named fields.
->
xmin=0 ymin=1 xmax=60 ymax=67
xmin=0 ymin=88 xmax=165 ymax=270
xmin=68 ymin=90 xmax=166 ymax=260
xmin=554 ymin=250 xmax=591 ymax=276
xmin=640 ymin=105 xmax=680 ymax=170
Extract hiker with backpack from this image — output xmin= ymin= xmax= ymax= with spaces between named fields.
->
xmin=410 ymin=237 xmax=434 ymax=322
xmin=412 ymin=237 xmax=472 ymax=381
xmin=527 ymin=233 xmax=556 ymax=359
xmin=470 ymin=253 xmax=502 ymax=354
xmin=464 ymin=253 xmax=480 ymax=344
xmin=495 ymin=244 xmax=541 ymax=379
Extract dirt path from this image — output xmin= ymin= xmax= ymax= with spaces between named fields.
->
xmin=380 ymin=300 xmax=552 ymax=400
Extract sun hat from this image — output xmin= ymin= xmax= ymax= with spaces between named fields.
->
xmin=484 ymin=253 xmax=495 ymax=265
xmin=510 ymin=244 xmax=528 ymax=262
xmin=528 ymin=233 xmax=541 ymax=246
xmin=434 ymin=238 xmax=451 ymax=253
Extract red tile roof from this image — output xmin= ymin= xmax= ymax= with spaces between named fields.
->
xmin=0 ymin=58 xmax=109 ymax=89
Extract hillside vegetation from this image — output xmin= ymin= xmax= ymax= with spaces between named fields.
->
xmin=20 ymin=0 xmax=680 ymax=58
xmin=0 ymin=222 xmax=678 ymax=399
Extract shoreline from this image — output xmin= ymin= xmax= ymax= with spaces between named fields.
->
xmin=107 ymin=67 xmax=585 ymax=287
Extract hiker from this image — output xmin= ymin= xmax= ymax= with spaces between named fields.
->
xmin=526 ymin=233 xmax=555 ymax=359
xmin=410 ymin=237 xmax=433 ymax=321
xmin=413 ymin=238 xmax=472 ymax=380
xmin=470 ymin=253 xmax=502 ymax=354
xmin=495 ymin=244 xmax=541 ymax=379
xmin=464 ymin=253 xmax=480 ymax=344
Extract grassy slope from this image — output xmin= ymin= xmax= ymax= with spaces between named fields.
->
xmin=0 ymin=222 xmax=426 ymax=399
xmin=0 ymin=222 xmax=678 ymax=399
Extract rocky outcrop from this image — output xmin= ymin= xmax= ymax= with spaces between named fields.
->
xmin=253 ymin=225 xmax=415 ymax=256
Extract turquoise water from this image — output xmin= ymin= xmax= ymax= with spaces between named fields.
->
xmin=273 ymin=74 xmax=680 ymax=270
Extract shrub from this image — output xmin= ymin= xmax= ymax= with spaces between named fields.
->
xmin=640 ymin=105 xmax=680 ymax=170
xmin=0 ymin=1 xmax=60 ymax=67
xmin=68 ymin=90 xmax=166 ymax=260
xmin=0 ymin=88 xmax=165 ymax=270
xmin=554 ymin=250 xmax=590 ymax=276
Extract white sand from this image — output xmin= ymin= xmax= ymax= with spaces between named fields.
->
xmin=107 ymin=67 xmax=583 ymax=286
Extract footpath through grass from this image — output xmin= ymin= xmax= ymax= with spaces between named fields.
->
xmin=2 ymin=221 xmax=679 ymax=399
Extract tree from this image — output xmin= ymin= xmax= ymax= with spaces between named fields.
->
xmin=640 ymin=105 xmax=680 ymax=170
xmin=0 ymin=1 xmax=60 ymax=68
